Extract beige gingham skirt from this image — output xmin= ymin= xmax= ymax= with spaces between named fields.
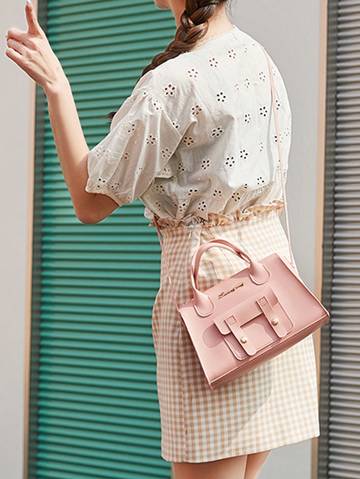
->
xmin=151 ymin=206 xmax=320 ymax=463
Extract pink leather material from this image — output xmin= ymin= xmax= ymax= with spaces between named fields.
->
xmin=177 ymin=239 xmax=330 ymax=390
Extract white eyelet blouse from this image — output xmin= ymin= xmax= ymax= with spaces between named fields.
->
xmin=85 ymin=24 xmax=292 ymax=228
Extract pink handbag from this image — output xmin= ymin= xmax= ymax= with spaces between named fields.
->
xmin=152 ymin=46 xmax=330 ymax=390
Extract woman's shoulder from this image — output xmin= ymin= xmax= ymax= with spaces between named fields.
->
xmin=132 ymin=54 xmax=196 ymax=100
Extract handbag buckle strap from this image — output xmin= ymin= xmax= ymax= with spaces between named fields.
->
xmin=256 ymin=295 xmax=289 ymax=338
xmin=224 ymin=316 xmax=257 ymax=356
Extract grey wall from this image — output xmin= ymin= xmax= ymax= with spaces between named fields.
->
xmin=229 ymin=0 xmax=323 ymax=477
xmin=1 ymin=2 xmax=34 ymax=479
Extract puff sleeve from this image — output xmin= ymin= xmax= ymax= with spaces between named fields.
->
xmin=85 ymin=69 xmax=193 ymax=206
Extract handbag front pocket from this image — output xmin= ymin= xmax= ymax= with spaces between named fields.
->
xmin=212 ymin=286 xmax=294 ymax=360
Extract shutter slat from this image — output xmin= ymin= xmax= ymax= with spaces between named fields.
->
xmin=319 ymin=0 xmax=360 ymax=478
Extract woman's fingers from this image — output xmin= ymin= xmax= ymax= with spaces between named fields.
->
xmin=7 ymin=27 xmax=42 ymax=51
xmin=5 ymin=43 xmax=41 ymax=84
xmin=5 ymin=46 xmax=26 ymax=69
xmin=6 ymin=27 xmax=27 ymax=41
xmin=6 ymin=38 xmax=26 ymax=56
xmin=25 ymin=1 xmax=44 ymax=37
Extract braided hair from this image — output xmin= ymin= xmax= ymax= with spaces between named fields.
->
xmin=107 ymin=0 xmax=228 ymax=121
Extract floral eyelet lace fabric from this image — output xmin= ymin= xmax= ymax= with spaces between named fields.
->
xmin=85 ymin=25 xmax=292 ymax=228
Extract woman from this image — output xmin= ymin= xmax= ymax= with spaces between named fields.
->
xmin=5 ymin=1 xmax=320 ymax=478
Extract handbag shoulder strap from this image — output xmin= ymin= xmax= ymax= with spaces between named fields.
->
xmin=261 ymin=46 xmax=296 ymax=268
xmin=153 ymin=45 xmax=297 ymax=309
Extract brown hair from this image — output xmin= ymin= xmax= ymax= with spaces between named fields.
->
xmin=106 ymin=0 xmax=228 ymax=121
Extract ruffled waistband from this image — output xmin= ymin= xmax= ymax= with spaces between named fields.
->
xmin=148 ymin=200 xmax=285 ymax=231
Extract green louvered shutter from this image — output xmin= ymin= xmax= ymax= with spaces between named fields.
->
xmin=28 ymin=2 xmax=178 ymax=478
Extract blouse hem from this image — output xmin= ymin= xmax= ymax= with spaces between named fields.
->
xmin=148 ymin=200 xmax=285 ymax=231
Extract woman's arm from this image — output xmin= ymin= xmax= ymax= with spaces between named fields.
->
xmin=45 ymin=78 xmax=119 ymax=223
xmin=5 ymin=1 xmax=119 ymax=223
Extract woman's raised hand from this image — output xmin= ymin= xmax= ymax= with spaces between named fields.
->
xmin=5 ymin=0 xmax=67 ymax=93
